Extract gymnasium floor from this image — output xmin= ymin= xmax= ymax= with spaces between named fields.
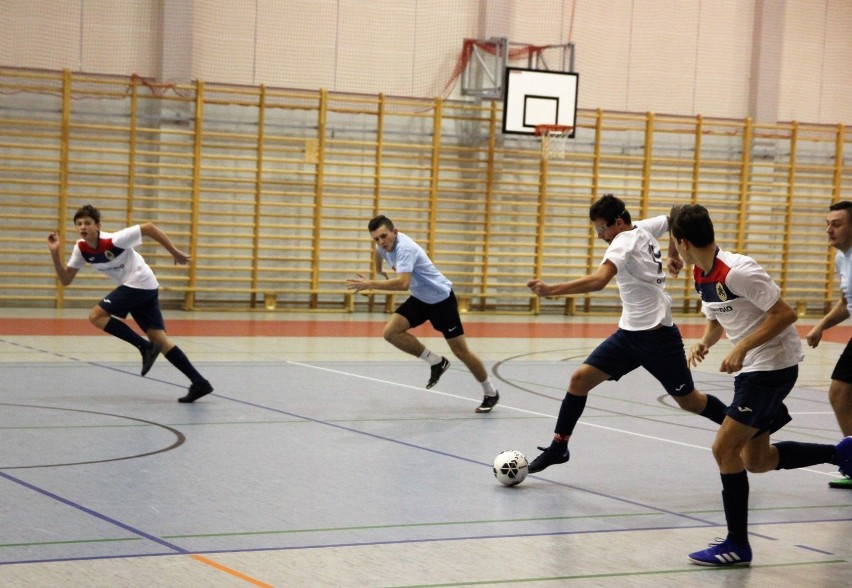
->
xmin=0 ymin=307 xmax=850 ymax=587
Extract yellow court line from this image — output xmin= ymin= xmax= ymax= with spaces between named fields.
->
xmin=191 ymin=554 xmax=276 ymax=588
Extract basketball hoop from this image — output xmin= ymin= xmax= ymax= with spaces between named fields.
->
xmin=535 ymin=124 xmax=573 ymax=160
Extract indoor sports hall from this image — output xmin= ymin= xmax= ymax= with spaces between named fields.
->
xmin=2 ymin=1 xmax=852 ymax=586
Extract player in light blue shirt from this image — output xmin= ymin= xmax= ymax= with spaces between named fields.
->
xmin=347 ymin=215 xmax=499 ymax=413
xmin=805 ymin=200 xmax=852 ymax=489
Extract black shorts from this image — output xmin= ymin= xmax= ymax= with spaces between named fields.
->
xmin=395 ymin=291 xmax=464 ymax=339
xmin=584 ymin=325 xmax=694 ymax=397
xmin=98 ymin=285 xmax=165 ymax=332
xmin=830 ymin=338 xmax=852 ymax=383
xmin=728 ymin=365 xmax=797 ymax=435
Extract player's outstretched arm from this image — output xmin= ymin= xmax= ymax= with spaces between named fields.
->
xmin=528 ymin=261 xmax=616 ymax=298
xmin=347 ymin=272 xmax=410 ymax=292
xmin=140 ymin=222 xmax=190 ymax=265
xmin=46 ymin=232 xmax=78 ymax=285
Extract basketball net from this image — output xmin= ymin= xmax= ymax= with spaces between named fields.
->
xmin=535 ymin=124 xmax=573 ymax=160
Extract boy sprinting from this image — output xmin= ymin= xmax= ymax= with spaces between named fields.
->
xmin=47 ymin=204 xmax=213 ymax=403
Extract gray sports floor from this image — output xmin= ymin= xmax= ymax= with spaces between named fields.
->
xmin=0 ymin=310 xmax=849 ymax=587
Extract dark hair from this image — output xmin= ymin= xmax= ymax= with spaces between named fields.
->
xmin=670 ymin=203 xmax=715 ymax=247
xmin=829 ymin=201 xmax=852 ymax=218
xmin=589 ymin=193 xmax=631 ymax=225
xmin=73 ymin=204 xmax=101 ymax=224
xmin=368 ymin=214 xmax=394 ymax=232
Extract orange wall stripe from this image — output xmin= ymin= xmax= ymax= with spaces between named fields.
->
xmin=2 ymin=317 xmax=851 ymax=343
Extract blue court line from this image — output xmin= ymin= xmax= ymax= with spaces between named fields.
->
xmin=0 ymin=470 xmax=188 ymax=555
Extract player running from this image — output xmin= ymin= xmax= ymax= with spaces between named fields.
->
xmin=346 ymin=214 xmax=499 ymax=413
xmin=670 ymin=203 xmax=852 ymax=566
xmin=524 ymin=194 xmax=729 ymax=474
xmin=47 ymin=204 xmax=213 ymax=403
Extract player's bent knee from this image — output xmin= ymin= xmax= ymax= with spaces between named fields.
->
xmin=710 ymin=442 xmax=736 ymax=466
xmin=673 ymin=391 xmax=703 ymax=414
xmin=742 ymin=454 xmax=774 ymax=473
xmin=568 ymin=365 xmax=606 ymax=394
xmin=88 ymin=309 xmax=109 ymax=328
xmin=382 ymin=328 xmax=401 ymax=343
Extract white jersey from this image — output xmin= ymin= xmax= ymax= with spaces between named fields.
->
xmin=694 ymin=248 xmax=802 ymax=372
xmin=378 ymin=231 xmax=452 ymax=304
xmin=67 ymin=225 xmax=159 ymax=289
xmin=603 ymin=215 xmax=672 ymax=330
xmin=834 ymin=247 xmax=852 ymax=317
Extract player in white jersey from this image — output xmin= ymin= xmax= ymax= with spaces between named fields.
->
xmin=524 ymin=194 xmax=729 ymax=474
xmin=346 ymin=215 xmax=499 ymax=413
xmin=805 ymin=200 xmax=852 ymax=489
xmin=47 ymin=204 xmax=213 ymax=403
xmin=670 ymin=203 xmax=852 ymax=566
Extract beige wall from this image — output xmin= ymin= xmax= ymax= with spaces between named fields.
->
xmin=1 ymin=0 xmax=851 ymax=124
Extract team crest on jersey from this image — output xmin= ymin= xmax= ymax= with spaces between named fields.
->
xmin=105 ymin=250 xmax=115 ymax=261
xmin=715 ymin=282 xmax=727 ymax=301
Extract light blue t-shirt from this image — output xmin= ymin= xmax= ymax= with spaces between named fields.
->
xmin=378 ymin=232 xmax=452 ymax=304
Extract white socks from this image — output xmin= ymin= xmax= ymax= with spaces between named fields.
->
xmin=481 ymin=379 xmax=497 ymax=396
xmin=420 ymin=348 xmax=443 ymax=366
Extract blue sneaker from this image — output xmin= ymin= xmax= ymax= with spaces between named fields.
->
xmin=836 ymin=436 xmax=852 ymax=477
xmin=688 ymin=538 xmax=752 ymax=566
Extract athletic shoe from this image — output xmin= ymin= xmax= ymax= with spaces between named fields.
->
xmin=528 ymin=441 xmax=570 ymax=473
xmin=140 ymin=342 xmax=162 ymax=376
xmin=829 ymin=475 xmax=852 ymax=489
xmin=475 ymin=392 xmax=500 ymax=413
xmin=835 ymin=436 xmax=852 ymax=477
xmin=178 ymin=380 xmax=214 ymax=403
xmin=426 ymin=357 xmax=450 ymax=389
xmin=688 ymin=537 xmax=752 ymax=566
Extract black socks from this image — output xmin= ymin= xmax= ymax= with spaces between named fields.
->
xmin=104 ymin=317 xmax=149 ymax=350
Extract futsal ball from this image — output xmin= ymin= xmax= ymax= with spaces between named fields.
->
xmin=493 ymin=450 xmax=528 ymax=486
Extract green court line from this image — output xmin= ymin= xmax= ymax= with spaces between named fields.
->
xmin=0 ymin=537 xmax=141 ymax=548
xmin=684 ymin=503 xmax=852 ymax=515
xmin=4 ymin=505 xmax=843 ymax=550
xmin=0 ymin=420 xmax=304 ymax=431
xmin=161 ymin=512 xmax=661 ymax=540
xmin=387 ymin=559 xmax=849 ymax=587
xmin=0 ymin=415 xmax=549 ymax=431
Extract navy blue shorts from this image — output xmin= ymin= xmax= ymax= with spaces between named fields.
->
xmin=395 ymin=291 xmax=464 ymax=339
xmin=830 ymin=338 xmax=852 ymax=383
xmin=98 ymin=286 xmax=165 ymax=332
xmin=728 ymin=365 xmax=797 ymax=435
xmin=584 ymin=325 xmax=694 ymax=396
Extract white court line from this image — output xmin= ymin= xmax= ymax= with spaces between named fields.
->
xmin=282 ymin=358 xmax=845 ymax=479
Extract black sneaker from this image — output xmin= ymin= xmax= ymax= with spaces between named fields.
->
xmin=475 ymin=391 xmax=499 ymax=413
xmin=528 ymin=441 xmax=570 ymax=473
xmin=178 ymin=380 xmax=214 ymax=403
xmin=140 ymin=343 xmax=162 ymax=376
xmin=426 ymin=357 xmax=450 ymax=389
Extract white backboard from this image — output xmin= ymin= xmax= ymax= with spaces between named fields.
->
xmin=502 ymin=68 xmax=578 ymax=136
